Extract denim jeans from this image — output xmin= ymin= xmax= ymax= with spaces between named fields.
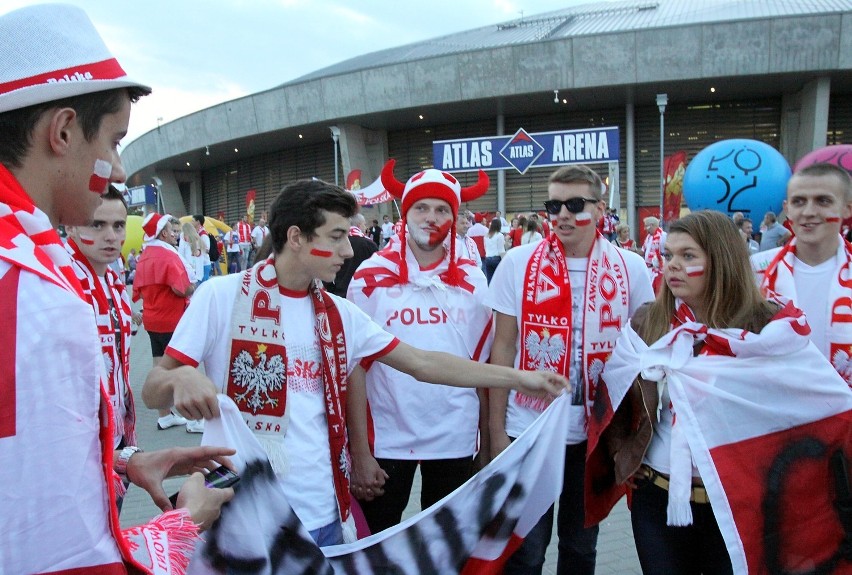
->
xmin=631 ymin=478 xmax=733 ymax=574
xmin=503 ymin=442 xmax=598 ymax=575
xmin=309 ymin=519 xmax=343 ymax=547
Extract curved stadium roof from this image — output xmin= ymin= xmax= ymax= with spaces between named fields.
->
xmin=288 ymin=0 xmax=852 ymax=84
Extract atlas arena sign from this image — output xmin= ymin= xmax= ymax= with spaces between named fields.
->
xmin=433 ymin=127 xmax=619 ymax=174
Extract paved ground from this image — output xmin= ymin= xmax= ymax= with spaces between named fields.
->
xmin=120 ymin=296 xmax=641 ymax=573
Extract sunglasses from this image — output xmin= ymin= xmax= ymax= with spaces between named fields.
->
xmin=543 ymin=197 xmax=599 ymax=215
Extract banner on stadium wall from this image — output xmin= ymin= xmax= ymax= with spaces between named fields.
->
xmin=124 ymin=184 xmax=158 ymax=208
xmin=433 ymin=127 xmax=620 ymax=175
xmin=662 ymin=151 xmax=688 ymax=226
xmin=189 ymin=394 xmax=571 ymax=574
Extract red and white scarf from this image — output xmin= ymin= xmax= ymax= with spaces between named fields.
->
xmin=350 ymin=234 xmax=492 ymax=361
xmin=67 ymin=238 xmax=137 ymax=448
xmin=517 ymin=232 xmax=630 ymax=416
xmin=643 ymin=227 xmax=663 ymax=269
xmin=0 ymin=165 xmax=197 ymax=574
xmin=348 ymin=225 xmax=366 ymax=238
xmin=226 ymin=257 xmax=352 ymax=526
xmin=761 ymin=235 xmax=852 ymax=388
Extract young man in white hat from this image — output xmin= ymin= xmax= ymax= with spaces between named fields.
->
xmin=0 ymin=5 xmax=234 ymax=573
xmin=486 ymin=165 xmax=654 ymax=575
xmin=345 ymin=160 xmax=493 ymax=533
xmin=142 ymin=178 xmax=568 ymax=547
xmin=753 ymin=162 xmax=852 ymax=388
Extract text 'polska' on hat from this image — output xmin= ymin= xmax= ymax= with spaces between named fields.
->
xmin=380 ymin=159 xmax=489 ymax=286
xmin=0 ymin=4 xmax=151 ymax=114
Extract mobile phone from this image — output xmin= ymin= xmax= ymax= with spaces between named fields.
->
xmin=167 ymin=465 xmax=240 ymax=507
xmin=204 ymin=465 xmax=240 ymax=489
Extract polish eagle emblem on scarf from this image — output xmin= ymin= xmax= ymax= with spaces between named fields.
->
xmin=524 ymin=328 xmax=566 ymax=371
xmin=230 ymin=344 xmax=286 ymax=414
xmin=830 ymin=347 xmax=852 ymax=384
xmin=102 ymin=352 xmax=113 ymax=377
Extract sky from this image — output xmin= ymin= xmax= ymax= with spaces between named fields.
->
xmin=4 ymin=0 xmax=602 ymax=145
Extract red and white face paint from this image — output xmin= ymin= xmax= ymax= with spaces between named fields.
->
xmin=406 ymin=199 xmax=454 ymax=249
xmin=420 ymin=220 xmax=453 ymax=245
xmin=574 ymin=212 xmax=593 ymax=227
xmin=309 ymin=248 xmax=334 ymax=258
xmin=78 ymin=232 xmax=95 ymax=246
xmin=826 ymin=217 xmax=842 ymax=223
xmin=88 ymin=159 xmax=112 ymax=194
xmin=685 ymin=265 xmax=705 ymax=277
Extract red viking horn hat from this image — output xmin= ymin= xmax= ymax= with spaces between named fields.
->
xmin=460 ymin=171 xmax=490 ymax=203
xmin=381 ymin=159 xmax=406 ymax=200
xmin=381 ymin=159 xmax=490 ymax=213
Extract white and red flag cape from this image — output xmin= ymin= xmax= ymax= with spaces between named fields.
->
xmin=588 ymin=302 xmax=852 ymax=574
xmin=189 ymin=393 xmax=570 ymax=574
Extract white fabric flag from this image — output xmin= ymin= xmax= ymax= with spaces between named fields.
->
xmin=189 ymin=393 xmax=570 ymax=574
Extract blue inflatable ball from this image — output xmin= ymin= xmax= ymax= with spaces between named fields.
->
xmin=683 ymin=139 xmax=791 ymax=219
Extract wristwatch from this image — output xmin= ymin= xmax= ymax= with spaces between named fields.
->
xmin=116 ymin=445 xmax=142 ymax=481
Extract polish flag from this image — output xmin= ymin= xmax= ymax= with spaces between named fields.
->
xmin=574 ymin=212 xmax=593 ymax=226
xmin=587 ymin=303 xmax=852 ymax=574
xmin=685 ymin=265 xmax=704 ymax=277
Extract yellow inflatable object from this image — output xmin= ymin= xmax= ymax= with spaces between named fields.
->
xmin=123 ymin=215 xmax=232 ymax=275
xmin=122 ymin=215 xmax=144 ymax=259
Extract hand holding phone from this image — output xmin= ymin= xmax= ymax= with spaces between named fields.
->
xmin=168 ymin=465 xmax=240 ymax=507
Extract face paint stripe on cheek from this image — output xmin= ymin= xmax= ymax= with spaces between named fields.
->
xmin=826 ymin=217 xmax=841 ymax=223
xmin=310 ymin=248 xmax=334 ymax=258
xmin=574 ymin=212 xmax=593 ymax=226
xmin=78 ymin=233 xmax=95 ymax=246
xmin=429 ymin=220 xmax=453 ymax=244
xmin=88 ymin=159 xmax=112 ymax=194
xmin=685 ymin=265 xmax=705 ymax=277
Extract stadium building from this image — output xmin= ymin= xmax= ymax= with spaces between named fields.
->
xmin=122 ymin=0 xmax=852 ymax=228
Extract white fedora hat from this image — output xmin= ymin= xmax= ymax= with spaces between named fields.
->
xmin=0 ymin=4 xmax=150 ymax=114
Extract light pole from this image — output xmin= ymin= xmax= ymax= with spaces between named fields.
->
xmin=330 ymin=126 xmax=341 ymax=186
xmin=656 ymin=93 xmax=668 ymax=225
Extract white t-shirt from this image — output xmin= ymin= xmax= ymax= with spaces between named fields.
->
xmin=226 ymin=231 xmax=241 ymax=253
xmin=348 ymin=258 xmax=492 ymax=460
xmin=751 ymin=249 xmax=836 ymax=358
xmin=251 ymin=225 xmax=268 ymax=248
xmin=484 ymin=241 xmax=654 ymax=444
xmin=791 ymin=256 xmax=836 ymax=357
xmin=381 ymin=222 xmax=394 ymax=242
xmin=643 ymin=379 xmax=700 ymax=477
xmin=484 ymin=233 xmax=506 ymax=258
xmin=166 ymin=274 xmax=397 ymax=530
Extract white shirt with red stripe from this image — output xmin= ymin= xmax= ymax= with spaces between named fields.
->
xmin=236 ymin=221 xmax=252 ymax=244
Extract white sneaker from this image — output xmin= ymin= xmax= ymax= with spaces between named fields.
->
xmin=157 ymin=412 xmax=188 ymax=430
xmin=185 ymin=419 xmax=205 ymax=434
